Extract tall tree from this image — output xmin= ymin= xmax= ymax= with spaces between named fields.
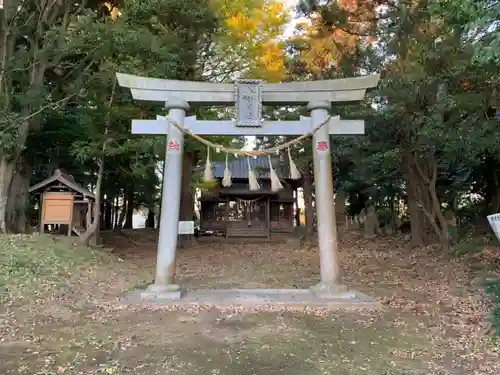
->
xmin=203 ymin=0 xmax=290 ymax=82
xmin=294 ymin=0 xmax=500 ymax=249
xmin=0 ymin=1 xmax=113 ymax=232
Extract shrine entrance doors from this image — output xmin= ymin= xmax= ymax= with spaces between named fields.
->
xmin=226 ymin=197 xmax=269 ymax=238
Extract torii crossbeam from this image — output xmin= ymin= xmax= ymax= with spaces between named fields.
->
xmin=132 ymin=115 xmax=365 ymax=136
xmin=117 ymin=73 xmax=380 ymax=300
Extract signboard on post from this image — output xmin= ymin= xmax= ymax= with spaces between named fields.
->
xmin=487 ymin=213 xmax=500 ymax=242
xmin=178 ymin=221 xmax=195 ymax=235
xmin=235 ymin=79 xmax=263 ymax=127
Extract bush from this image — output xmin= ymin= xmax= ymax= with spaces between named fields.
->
xmin=485 ymin=279 xmax=500 ymax=336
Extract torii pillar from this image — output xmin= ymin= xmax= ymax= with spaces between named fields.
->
xmin=117 ymin=74 xmax=380 ymax=300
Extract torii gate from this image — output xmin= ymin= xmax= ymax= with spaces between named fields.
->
xmin=117 ymin=73 xmax=380 ymax=300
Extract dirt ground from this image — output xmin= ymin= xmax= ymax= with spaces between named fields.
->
xmin=1 ymin=229 xmax=499 ymax=375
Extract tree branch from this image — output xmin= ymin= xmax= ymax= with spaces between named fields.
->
xmin=23 ymin=94 xmax=75 ymax=122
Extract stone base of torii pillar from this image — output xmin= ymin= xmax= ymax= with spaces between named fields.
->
xmin=141 ymin=283 xmax=184 ymax=301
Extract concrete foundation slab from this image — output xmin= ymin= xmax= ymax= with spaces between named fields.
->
xmin=123 ymin=288 xmax=376 ymax=309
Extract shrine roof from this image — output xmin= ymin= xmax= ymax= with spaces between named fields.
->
xmin=29 ymin=169 xmax=95 ymax=199
xmin=212 ymin=156 xmax=288 ymax=180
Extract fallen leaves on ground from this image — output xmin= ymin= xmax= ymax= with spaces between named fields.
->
xmin=1 ymin=230 xmax=499 ymax=374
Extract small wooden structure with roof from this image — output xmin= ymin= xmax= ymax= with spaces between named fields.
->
xmin=199 ymin=156 xmax=301 ymax=238
xmin=29 ymin=169 xmax=95 ymax=236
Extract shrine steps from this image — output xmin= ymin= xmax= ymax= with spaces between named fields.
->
xmin=225 ymin=228 xmax=269 ymax=238
xmin=197 ymin=233 xmax=302 ymax=246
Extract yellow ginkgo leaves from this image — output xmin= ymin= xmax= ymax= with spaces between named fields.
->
xmin=255 ymin=42 xmax=286 ymax=78
xmin=292 ymin=0 xmax=378 ymax=76
xmin=210 ymin=0 xmax=289 ymax=82
xmin=102 ymin=2 xmax=119 ymax=21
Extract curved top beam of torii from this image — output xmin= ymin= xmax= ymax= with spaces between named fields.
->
xmin=116 ymin=73 xmax=380 ymax=105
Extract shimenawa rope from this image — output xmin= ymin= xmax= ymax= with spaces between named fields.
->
xmin=164 ymin=115 xmax=331 ymax=157
xmin=163 ymin=114 xmax=332 ymax=190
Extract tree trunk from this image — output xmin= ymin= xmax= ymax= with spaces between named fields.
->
xmin=294 ymin=188 xmax=301 ymax=227
xmin=0 ymin=57 xmax=47 ymax=231
xmin=157 ymin=194 xmax=163 ymax=228
xmin=179 ymin=152 xmax=194 ymax=221
xmin=6 ymin=158 xmax=32 ymax=233
xmin=489 ymin=190 xmax=500 ymax=215
xmin=0 ymin=8 xmax=49 ymax=232
xmin=116 ymin=193 xmax=127 ymax=231
xmin=302 ymin=162 xmax=315 ymax=239
xmin=99 ymin=201 xmax=104 ymax=229
xmin=146 ymin=209 xmax=155 ymax=228
xmin=113 ymin=194 xmax=120 ymax=229
xmin=483 ymin=156 xmax=500 ymax=214
xmin=80 ymin=78 xmax=117 ymax=246
xmin=80 ymin=156 xmax=105 ymax=246
xmin=104 ymin=199 xmax=112 ymax=229
xmin=178 ymin=152 xmax=196 ymax=248
xmin=414 ymin=157 xmax=450 ymax=250
xmin=0 ymin=158 xmax=15 ymax=233
xmin=123 ymin=186 xmax=134 ymax=229
xmin=429 ymin=180 xmax=450 ymax=250
xmin=405 ymin=153 xmax=426 ymax=247
xmin=389 ymin=191 xmax=396 ymax=231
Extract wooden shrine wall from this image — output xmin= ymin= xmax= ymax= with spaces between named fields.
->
xmin=200 ymin=199 xmax=294 ymax=234
xmin=200 ymin=202 xmax=226 ymax=230
xmin=270 ymin=202 xmax=294 ymax=232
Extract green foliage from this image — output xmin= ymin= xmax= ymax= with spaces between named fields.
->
xmin=484 ymin=279 xmax=500 ymax=336
xmin=0 ymin=113 xmax=23 ymax=157
xmin=452 ymin=241 xmax=484 ymax=257
xmin=291 ymin=0 xmax=500 ymax=244
xmin=432 ymin=0 xmax=500 ymax=66
xmin=30 ymin=0 xmax=225 ymax=216
xmin=195 ymin=179 xmax=219 ymax=191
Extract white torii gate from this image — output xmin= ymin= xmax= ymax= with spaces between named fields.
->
xmin=117 ymin=73 xmax=380 ymax=300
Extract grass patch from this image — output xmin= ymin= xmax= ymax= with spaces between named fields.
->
xmin=0 ymin=234 xmax=114 ymax=305
xmin=453 ymin=241 xmax=484 ymax=256
xmin=485 ymin=279 xmax=500 ymax=336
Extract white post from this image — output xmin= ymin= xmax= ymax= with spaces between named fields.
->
xmin=309 ymin=101 xmax=347 ymax=296
xmin=144 ymin=98 xmax=189 ymax=298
